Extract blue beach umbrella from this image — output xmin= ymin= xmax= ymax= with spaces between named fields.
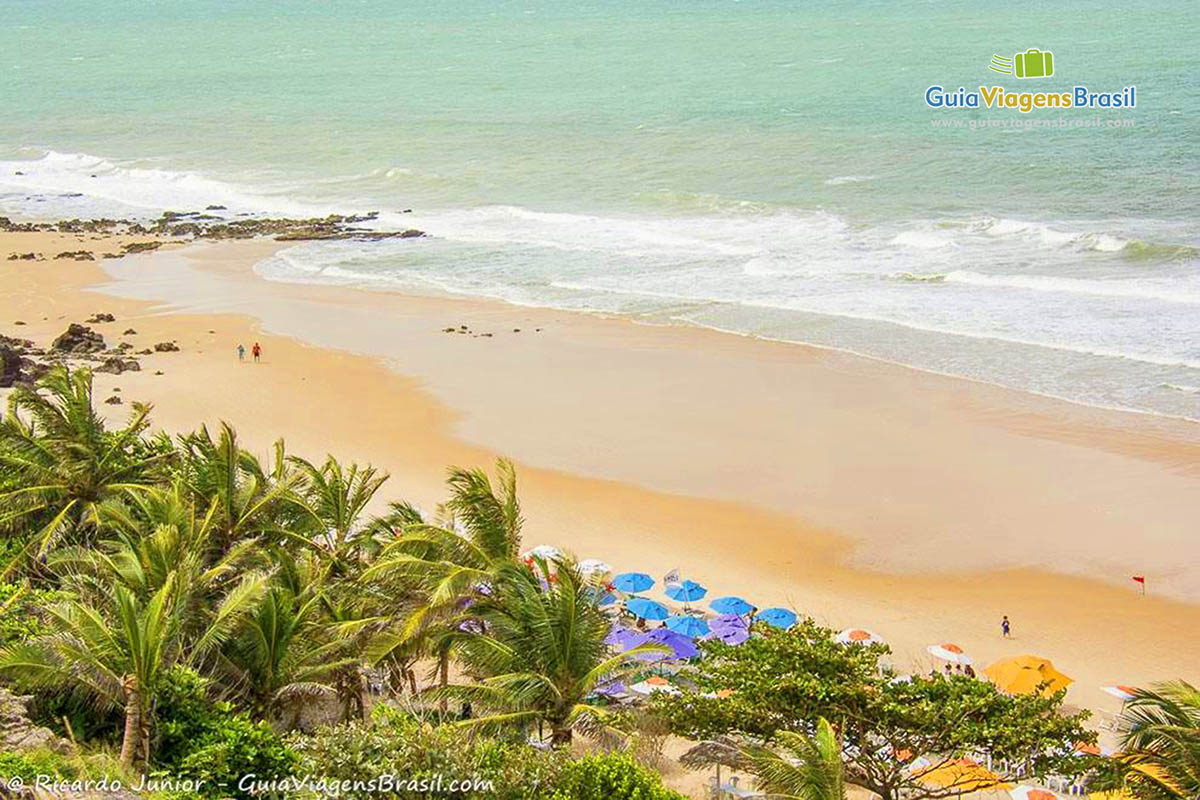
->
xmin=710 ymin=596 xmax=754 ymax=616
xmin=613 ymin=572 xmax=655 ymax=593
xmin=586 ymin=586 xmax=618 ymax=607
xmin=665 ymin=580 xmax=708 ymax=602
xmin=626 ymin=596 xmax=669 ymax=621
xmin=711 ymin=613 xmax=749 ymax=631
xmin=758 ymin=607 xmax=798 ymax=629
xmin=664 ymin=615 xmax=710 ymax=638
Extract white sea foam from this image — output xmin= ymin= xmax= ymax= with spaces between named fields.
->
xmin=942 ymin=270 xmax=1200 ymax=304
xmin=4 ymin=148 xmax=1196 ymax=419
xmin=0 ymin=149 xmax=329 ymax=217
xmin=824 ymin=175 xmax=876 ymax=186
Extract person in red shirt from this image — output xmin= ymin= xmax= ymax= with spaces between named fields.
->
xmin=252 ymin=342 xmax=261 ymax=363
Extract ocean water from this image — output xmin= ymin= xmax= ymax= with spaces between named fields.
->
xmin=2 ymin=0 xmax=1198 ymax=419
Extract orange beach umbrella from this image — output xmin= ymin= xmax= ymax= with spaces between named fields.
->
xmin=984 ymin=655 xmax=1072 ymax=696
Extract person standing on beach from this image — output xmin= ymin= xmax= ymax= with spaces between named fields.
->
xmin=237 ymin=344 xmax=245 ymax=362
xmin=252 ymin=342 xmax=261 ymax=363
xmin=1001 ymin=615 xmax=1011 ymax=638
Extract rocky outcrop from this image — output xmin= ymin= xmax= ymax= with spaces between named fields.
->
xmin=51 ymin=324 xmax=105 ymax=354
xmin=93 ymin=357 xmax=140 ymax=375
xmin=0 ymin=686 xmax=71 ymax=755
xmin=85 ymin=313 xmax=115 ymax=324
xmin=0 ymin=334 xmax=42 ymax=388
xmin=54 ymin=251 xmax=95 ymax=261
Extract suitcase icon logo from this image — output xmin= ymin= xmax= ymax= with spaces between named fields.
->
xmin=989 ymin=49 xmax=1054 ymax=79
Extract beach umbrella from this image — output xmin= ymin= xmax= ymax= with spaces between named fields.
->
xmin=984 ymin=655 xmax=1072 ymax=696
xmin=705 ymin=626 xmax=750 ymax=646
xmin=665 ymin=580 xmax=708 ymax=602
xmin=605 ymin=625 xmax=643 ymax=650
xmin=758 ymin=607 xmax=797 ymax=629
xmin=710 ymin=613 xmax=750 ymax=631
xmin=592 ymin=680 xmax=627 ymax=698
xmin=837 ymin=628 xmax=885 ymax=645
xmin=1011 ymin=786 xmax=1064 ymax=800
xmin=664 ymin=615 xmax=710 ymax=638
xmin=629 ymin=675 xmax=680 ymax=696
xmin=586 ymin=586 xmax=618 ymax=607
xmin=918 ymin=758 xmax=1011 ymax=792
xmin=927 ymin=643 xmax=973 ymax=665
xmin=524 ymin=544 xmax=564 ymax=562
xmin=613 ymin=572 xmax=655 ymax=593
xmin=710 ymin=596 xmax=754 ymax=616
xmin=578 ymin=558 xmax=613 ymax=579
xmin=626 ymin=596 xmax=669 ymax=620
xmin=1100 ymin=685 xmax=1138 ymax=701
xmin=641 ymin=627 xmax=701 ymax=660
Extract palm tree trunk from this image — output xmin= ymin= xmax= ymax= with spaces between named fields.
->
xmin=407 ymin=667 xmax=418 ymax=696
xmin=119 ymin=675 xmax=141 ymax=768
xmin=358 ymin=672 xmax=370 ymax=721
xmin=438 ymin=650 xmax=449 ymax=713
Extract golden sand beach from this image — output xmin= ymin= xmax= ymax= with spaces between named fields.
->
xmin=2 ymin=230 xmax=1198 ymax=743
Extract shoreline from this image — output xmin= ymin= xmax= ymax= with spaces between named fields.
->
xmin=2 ymin=230 xmax=1199 ymax=736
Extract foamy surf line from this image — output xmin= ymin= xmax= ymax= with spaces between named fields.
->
xmin=5 ymin=147 xmax=1199 ymax=422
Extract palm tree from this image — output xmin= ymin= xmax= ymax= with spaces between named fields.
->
xmin=219 ymin=581 xmax=351 ymax=727
xmin=361 ymin=459 xmax=523 ymax=703
xmin=1112 ymin=681 xmax=1200 ymax=800
xmin=287 ymin=455 xmax=390 ymax=579
xmin=0 ymin=367 xmax=164 ymax=570
xmin=440 ymin=558 xmax=660 ymax=746
xmin=0 ymin=576 xmax=255 ymax=768
xmin=681 ymin=718 xmax=846 ymax=800
xmin=171 ymin=422 xmax=308 ymax=550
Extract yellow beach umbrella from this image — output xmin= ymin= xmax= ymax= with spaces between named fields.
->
xmin=984 ymin=655 xmax=1072 ymax=696
xmin=919 ymin=758 xmax=1012 ymax=792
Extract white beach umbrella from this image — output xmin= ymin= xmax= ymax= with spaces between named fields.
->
xmin=524 ymin=544 xmax=565 ymax=562
xmin=1100 ymin=684 xmax=1138 ymax=701
xmin=629 ymin=675 xmax=680 ymax=696
xmin=837 ymin=628 xmax=885 ymax=645
xmin=578 ymin=558 xmax=613 ymax=579
xmin=927 ymin=643 xmax=973 ymax=665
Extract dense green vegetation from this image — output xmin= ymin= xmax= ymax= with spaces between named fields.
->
xmin=0 ymin=366 xmax=1195 ymax=800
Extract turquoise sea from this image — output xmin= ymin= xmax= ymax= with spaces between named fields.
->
xmin=2 ymin=0 xmax=1198 ymax=418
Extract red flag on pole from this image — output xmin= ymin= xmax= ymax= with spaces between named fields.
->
xmin=1132 ymin=575 xmax=1145 ymax=584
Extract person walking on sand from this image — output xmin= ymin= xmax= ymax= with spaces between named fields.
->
xmin=1001 ymin=615 xmax=1011 ymax=638
xmin=252 ymin=342 xmax=261 ymax=363
xmin=237 ymin=344 xmax=245 ymax=362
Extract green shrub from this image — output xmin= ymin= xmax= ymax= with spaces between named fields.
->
xmin=153 ymin=667 xmax=296 ymax=799
xmin=547 ymin=752 xmax=686 ymax=800
xmin=0 ymin=748 xmax=77 ymax=779
xmin=289 ymin=711 xmax=563 ymax=800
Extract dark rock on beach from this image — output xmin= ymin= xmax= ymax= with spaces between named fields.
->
xmin=122 ymin=240 xmax=164 ymax=254
xmin=154 ymin=341 xmax=180 ymax=352
xmin=104 ymin=395 xmax=122 ymax=404
xmin=94 ymin=356 xmax=140 ymax=374
xmin=51 ymin=323 xmax=105 ymax=354
xmin=123 ymin=327 xmax=137 ymax=334
xmin=55 ymin=250 xmax=96 ymax=261
xmin=86 ymin=312 xmax=116 ymax=323
xmin=0 ymin=345 xmax=21 ymax=387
